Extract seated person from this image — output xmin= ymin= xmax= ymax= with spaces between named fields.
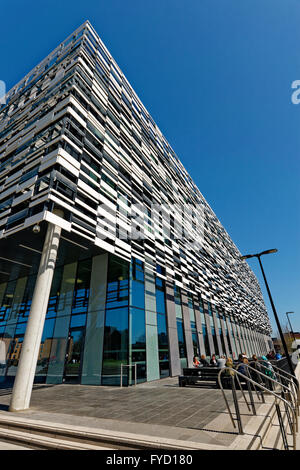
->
xmin=199 ymin=354 xmax=209 ymax=366
xmin=217 ymin=355 xmax=226 ymax=369
xmin=193 ymin=355 xmax=200 ymax=367
xmin=236 ymin=357 xmax=249 ymax=376
xmin=210 ymin=354 xmax=218 ymax=366
xmin=225 ymin=357 xmax=235 ymax=377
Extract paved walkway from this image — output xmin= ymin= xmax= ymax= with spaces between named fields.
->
xmin=0 ymin=377 xmax=260 ymax=448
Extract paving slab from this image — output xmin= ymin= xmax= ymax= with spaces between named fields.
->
xmin=0 ymin=376 xmax=269 ymax=449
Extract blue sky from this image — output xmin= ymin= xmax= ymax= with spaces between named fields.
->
xmin=0 ymin=0 xmax=299 ymax=335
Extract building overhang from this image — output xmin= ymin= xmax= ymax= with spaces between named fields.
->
xmin=0 ymin=220 xmax=106 ymax=284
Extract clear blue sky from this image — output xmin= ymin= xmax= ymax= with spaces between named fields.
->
xmin=0 ymin=0 xmax=299 ymax=336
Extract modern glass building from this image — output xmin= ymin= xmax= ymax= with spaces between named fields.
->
xmin=0 ymin=21 xmax=272 ymax=388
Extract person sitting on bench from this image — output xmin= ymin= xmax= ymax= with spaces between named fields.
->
xmin=237 ymin=357 xmax=249 ymax=376
xmin=193 ymin=356 xmax=200 ymax=367
xmin=210 ymin=354 xmax=217 ymax=366
xmin=217 ymin=355 xmax=226 ymax=368
xmin=199 ymin=354 xmax=209 ymax=366
xmin=225 ymin=357 xmax=235 ymax=377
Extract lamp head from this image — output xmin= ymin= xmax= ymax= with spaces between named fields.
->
xmin=259 ymin=248 xmax=278 ymax=256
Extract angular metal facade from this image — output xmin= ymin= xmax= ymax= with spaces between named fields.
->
xmin=0 ymin=22 xmax=272 ymax=385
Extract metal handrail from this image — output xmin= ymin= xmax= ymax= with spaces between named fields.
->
xmin=245 ymin=363 xmax=298 ymax=430
xmin=217 ymin=367 xmax=297 ymax=450
xmin=262 ymin=361 xmax=300 ymax=401
xmin=254 ymin=361 xmax=300 ymax=413
xmin=246 ymin=363 xmax=299 ymax=420
xmin=120 ymin=363 xmax=137 ymax=388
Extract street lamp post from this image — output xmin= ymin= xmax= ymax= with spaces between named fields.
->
xmin=286 ymin=311 xmax=296 ymax=342
xmin=240 ymin=249 xmax=295 ymax=378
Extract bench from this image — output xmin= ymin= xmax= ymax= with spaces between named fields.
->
xmin=178 ymin=367 xmax=231 ymax=388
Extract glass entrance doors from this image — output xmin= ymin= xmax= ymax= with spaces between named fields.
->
xmin=63 ymin=327 xmax=85 ymax=383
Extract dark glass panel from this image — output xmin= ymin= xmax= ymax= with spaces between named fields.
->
xmin=18 ymin=275 xmax=37 ymax=321
xmin=102 ymin=307 xmax=129 ymax=385
xmin=211 ymin=327 xmax=219 ymax=357
xmin=155 ymin=278 xmax=166 ymax=315
xmin=106 ymin=255 xmax=129 ymax=310
xmin=46 ymin=266 xmax=63 ymax=319
xmin=176 ymin=319 xmax=187 ymax=368
xmin=227 ymin=332 xmax=233 ymax=355
xmin=202 ymin=324 xmax=210 ymax=357
xmin=72 ymin=258 xmax=92 ymax=314
xmin=191 ymin=331 xmax=198 ymax=356
xmin=130 ymin=308 xmax=146 ymax=350
xmin=130 ymin=258 xmax=145 ymax=310
xmin=64 ymin=326 xmax=85 ymax=384
xmin=130 ymin=307 xmax=146 ymax=384
xmin=157 ymin=312 xmax=169 ymax=378
xmin=174 ymin=285 xmax=181 ymax=305
xmin=219 ymin=329 xmax=226 ymax=356
xmin=70 ymin=313 xmax=87 ymax=328
xmin=35 ymin=318 xmax=55 ymax=382
xmin=0 ymin=280 xmax=17 ymax=325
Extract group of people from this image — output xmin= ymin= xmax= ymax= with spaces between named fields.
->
xmin=193 ymin=351 xmax=276 ymax=381
xmin=266 ymin=349 xmax=282 ymax=360
xmin=193 ymin=354 xmax=226 ymax=369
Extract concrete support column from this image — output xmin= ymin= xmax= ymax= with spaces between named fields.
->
xmin=9 ymin=219 xmax=62 ymax=411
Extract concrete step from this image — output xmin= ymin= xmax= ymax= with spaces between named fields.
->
xmin=0 ymin=414 xmax=227 ymax=450
xmin=228 ymin=399 xmax=276 ymax=450
xmin=0 ymin=427 xmax=113 ymax=450
xmin=262 ymin=402 xmax=297 ymax=451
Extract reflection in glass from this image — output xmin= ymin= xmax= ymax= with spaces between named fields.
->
xmin=35 ymin=318 xmax=55 ymax=382
xmin=64 ymin=327 xmax=85 ymax=383
xmin=102 ymin=307 xmax=129 ymax=385
xmin=202 ymin=324 xmax=210 ymax=358
xmin=156 ymin=278 xmax=169 ymax=378
xmin=129 ymin=258 xmax=146 ymax=383
xmin=176 ymin=318 xmax=187 ymax=369
xmin=130 ymin=307 xmax=146 ymax=383
xmin=188 ymin=295 xmax=199 ymax=357
xmin=46 ymin=262 xmax=77 ymax=384
xmin=102 ymin=255 xmax=129 ymax=385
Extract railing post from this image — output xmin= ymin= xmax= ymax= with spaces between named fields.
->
xmin=218 ymin=366 xmax=297 ymax=449
xmin=275 ymin=402 xmax=289 ymax=450
xmin=232 ymin=376 xmax=243 ymax=434
xmin=246 ymin=374 xmax=256 ymax=415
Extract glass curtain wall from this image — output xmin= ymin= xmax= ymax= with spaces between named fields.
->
xmin=223 ymin=312 xmax=232 ymax=356
xmin=102 ymin=255 xmax=129 ymax=385
xmin=155 ymin=277 xmax=169 ymax=378
xmin=207 ymin=302 xmax=219 ymax=357
xmin=174 ymin=285 xmax=187 ymax=369
xmin=64 ymin=258 xmax=91 ymax=383
xmin=199 ymin=297 xmax=210 ymax=358
xmin=129 ymin=257 xmax=146 ymax=384
xmin=232 ymin=315 xmax=242 ymax=356
xmin=216 ymin=307 xmax=226 ymax=356
xmin=187 ymin=294 xmax=200 ymax=357
xmin=229 ymin=314 xmax=238 ymax=360
xmin=0 ymin=252 xmax=264 ymax=386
